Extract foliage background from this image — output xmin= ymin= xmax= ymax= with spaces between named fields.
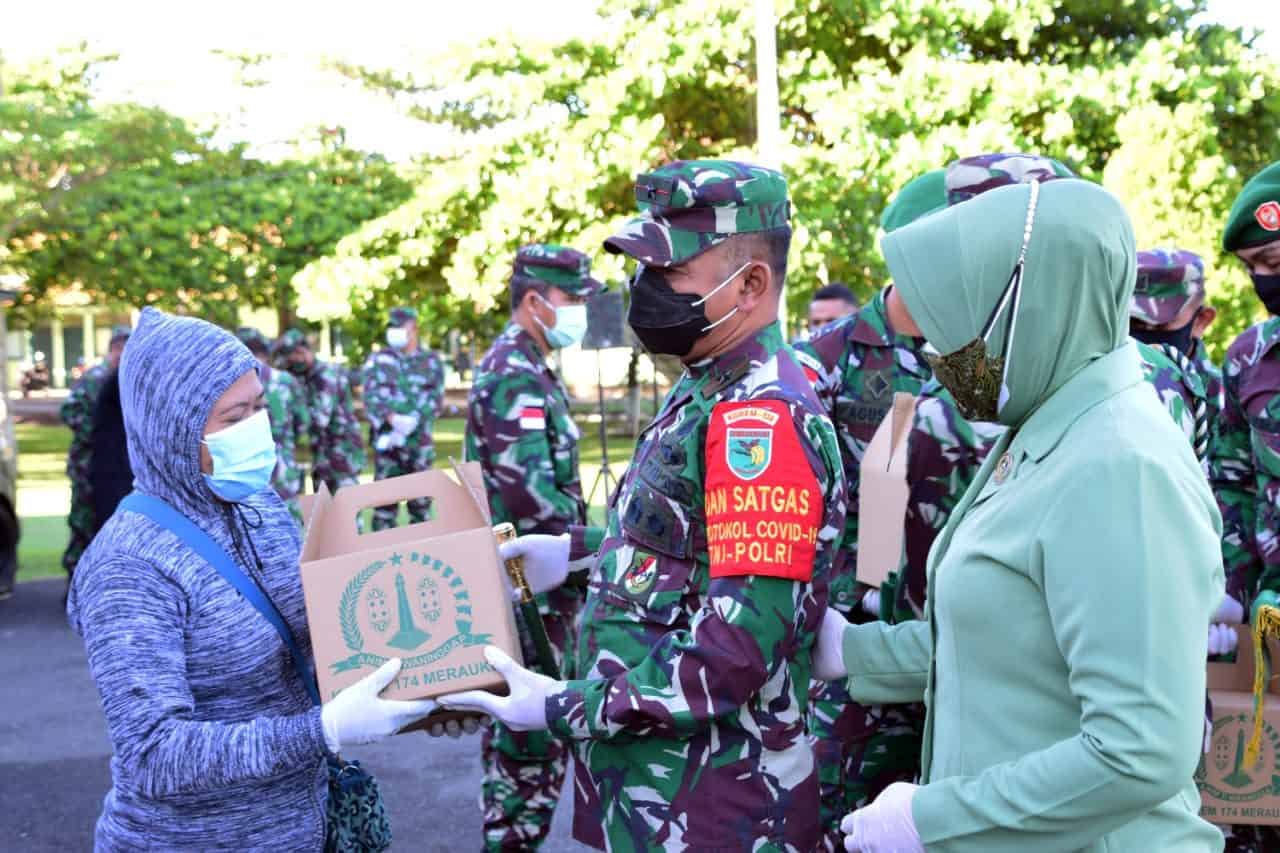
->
xmin=4 ymin=0 xmax=1279 ymax=361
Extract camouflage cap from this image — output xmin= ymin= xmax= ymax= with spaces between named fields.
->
xmin=880 ymin=169 xmax=947 ymax=234
xmin=1131 ymin=248 xmax=1206 ymax=326
xmin=604 ymin=159 xmax=791 ymax=267
xmin=511 ymin=244 xmax=604 ymax=297
xmin=389 ymin=306 xmax=418 ymax=326
xmin=108 ymin=324 xmax=132 ymax=345
xmin=1223 ymin=160 xmax=1280 ymax=251
xmin=273 ymin=328 xmax=311 ymax=357
xmin=945 ymin=153 xmax=1076 ymax=206
xmin=235 ymin=326 xmax=270 ymax=353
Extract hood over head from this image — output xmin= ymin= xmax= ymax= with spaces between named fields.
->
xmin=883 ymin=179 xmax=1135 ymax=427
xmin=120 ymin=307 xmax=260 ymax=517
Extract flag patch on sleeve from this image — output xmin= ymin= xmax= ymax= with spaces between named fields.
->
xmin=519 ymin=407 xmax=546 ymax=430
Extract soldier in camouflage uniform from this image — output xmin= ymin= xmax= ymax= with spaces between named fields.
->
xmin=272 ymin=329 xmax=366 ymax=494
xmin=1129 ymin=248 xmax=1219 ymax=464
xmin=59 ymin=325 xmax=131 ymax=576
xmin=235 ymin=327 xmax=310 ymax=507
xmin=443 ymin=160 xmax=846 ymax=852
xmin=360 ymin=307 xmax=446 ymax=530
xmin=1207 ymin=160 xmax=1280 ymax=853
xmin=463 ymin=244 xmax=601 ymax=851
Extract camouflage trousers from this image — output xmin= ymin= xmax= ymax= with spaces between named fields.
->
xmin=1221 ymin=825 xmax=1280 ymax=852
xmin=311 ymin=466 xmax=360 ymax=497
xmin=481 ymin=600 xmax=577 ymax=852
xmin=809 ymin=677 xmax=925 ymax=852
xmin=371 ymin=444 xmax=435 ymax=531
xmin=62 ymin=478 xmax=95 ymax=575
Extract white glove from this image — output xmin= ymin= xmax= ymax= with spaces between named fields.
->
xmin=1215 ymin=594 xmax=1245 ymax=625
xmin=438 ymin=646 xmax=564 ymax=731
xmin=1209 ymin=623 xmax=1240 ymax=657
xmin=389 ymin=413 xmax=419 ymax=437
xmin=320 ymin=658 xmax=438 ymax=752
xmin=842 ymin=782 xmax=924 ymax=853
xmin=500 ymin=534 xmax=570 ymax=598
xmin=813 ymin=606 xmax=851 ymax=682
xmin=862 ymin=589 xmax=882 ymax=617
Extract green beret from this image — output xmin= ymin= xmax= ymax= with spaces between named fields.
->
xmin=1223 ymin=160 xmax=1280 ymax=252
xmin=880 ymin=170 xmax=946 ymax=234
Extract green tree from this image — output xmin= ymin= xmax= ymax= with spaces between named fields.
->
xmin=300 ymin=0 xmax=1280 ymax=358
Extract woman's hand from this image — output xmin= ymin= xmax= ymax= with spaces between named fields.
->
xmin=439 ymin=647 xmax=563 ymax=731
xmin=320 ymin=658 xmax=438 ymax=752
xmin=424 ymin=716 xmax=487 ymax=738
xmin=842 ymin=782 xmax=924 ymax=853
xmin=813 ymin=606 xmax=851 ymax=681
xmin=500 ymin=534 xmax=570 ymax=598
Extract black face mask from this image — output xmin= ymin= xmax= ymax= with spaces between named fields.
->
xmin=626 ymin=263 xmax=743 ymax=357
xmin=1131 ymin=321 xmax=1195 ymax=357
xmin=1254 ymin=273 xmax=1280 ymax=317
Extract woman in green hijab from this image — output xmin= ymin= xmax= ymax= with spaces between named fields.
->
xmin=814 ymin=179 xmax=1225 ymax=852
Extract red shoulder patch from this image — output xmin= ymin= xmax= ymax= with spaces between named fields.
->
xmin=705 ymin=399 xmax=822 ymax=582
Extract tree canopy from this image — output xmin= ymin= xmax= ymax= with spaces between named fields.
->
xmin=295 ymin=0 xmax=1280 ymax=358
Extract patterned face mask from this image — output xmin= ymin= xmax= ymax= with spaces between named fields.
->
xmin=924 ymin=180 xmax=1040 ymax=423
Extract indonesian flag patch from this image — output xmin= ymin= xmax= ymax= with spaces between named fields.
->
xmin=518 ymin=406 xmax=546 ymax=430
xmin=1257 ymin=201 xmax=1280 ymax=233
xmin=704 ymin=399 xmax=822 ymax=582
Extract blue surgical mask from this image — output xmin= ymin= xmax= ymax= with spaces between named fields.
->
xmin=386 ymin=327 xmax=410 ymax=349
xmin=202 ymin=409 xmax=277 ymax=502
xmin=536 ymin=295 xmax=588 ymax=349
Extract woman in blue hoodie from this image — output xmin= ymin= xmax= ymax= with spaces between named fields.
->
xmin=68 ymin=308 xmax=437 ymax=851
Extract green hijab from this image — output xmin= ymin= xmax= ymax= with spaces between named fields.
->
xmin=883 ymin=179 xmax=1136 ymax=427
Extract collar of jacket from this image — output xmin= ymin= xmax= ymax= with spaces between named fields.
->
xmin=1010 ymin=340 xmax=1144 ymax=464
xmin=685 ymin=320 xmax=783 ymax=386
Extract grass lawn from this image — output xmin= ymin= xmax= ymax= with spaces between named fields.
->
xmin=15 ymin=416 xmax=635 ymax=584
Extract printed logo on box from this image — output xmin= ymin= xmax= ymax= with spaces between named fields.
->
xmin=1196 ymin=713 xmax=1280 ymax=802
xmin=332 ymin=550 xmax=492 ymax=677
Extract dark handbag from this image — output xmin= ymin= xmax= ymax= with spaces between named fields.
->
xmin=120 ymin=492 xmax=392 ymax=853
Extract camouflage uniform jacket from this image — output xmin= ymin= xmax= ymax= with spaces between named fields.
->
xmin=548 ymin=323 xmax=846 ymax=852
xmin=262 ymin=365 xmax=310 ymax=502
xmin=793 ymin=287 xmax=929 ymax=612
xmin=360 ymin=346 xmax=445 ymax=453
xmin=1210 ymin=318 xmax=1280 ymax=606
xmin=1137 ymin=340 xmax=1213 ymax=463
xmin=465 ymin=323 xmax=587 ymax=614
xmin=299 ymin=359 xmax=367 ymax=480
xmin=61 ymin=363 xmax=112 ymax=479
xmin=896 ymin=380 xmax=1005 ymax=621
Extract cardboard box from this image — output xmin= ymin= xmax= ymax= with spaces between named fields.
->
xmin=299 ymin=463 xmax=521 ymax=705
xmin=855 ymin=393 xmax=916 ymax=589
xmin=1198 ymin=625 xmax=1280 ymax=825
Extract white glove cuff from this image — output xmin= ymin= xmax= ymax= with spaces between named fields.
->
xmin=320 ymin=705 xmax=341 ymax=754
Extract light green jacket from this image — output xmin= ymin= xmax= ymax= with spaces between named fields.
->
xmin=845 ymin=180 xmax=1226 ymax=852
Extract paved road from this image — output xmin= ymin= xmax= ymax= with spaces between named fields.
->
xmin=0 ymin=578 xmax=586 ymax=852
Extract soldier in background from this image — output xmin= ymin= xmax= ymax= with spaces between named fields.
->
xmin=236 ymin=328 xmax=310 ymax=509
xmin=1208 ymin=159 xmax=1280 ymax=853
xmin=360 ymin=308 xmax=445 ymax=530
xmin=444 ymin=160 xmax=846 ymax=852
xmin=59 ymin=325 xmax=130 ymax=579
xmin=807 ymin=282 xmax=859 ymax=337
xmin=464 ymin=243 xmax=599 ymax=851
xmin=272 ymin=329 xmax=366 ymax=495
xmin=1129 ymin=249 xmax=1219 ymax=463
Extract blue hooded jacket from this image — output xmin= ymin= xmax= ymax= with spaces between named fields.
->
xmin=68 ymin=307 xmax=328 ymax=851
